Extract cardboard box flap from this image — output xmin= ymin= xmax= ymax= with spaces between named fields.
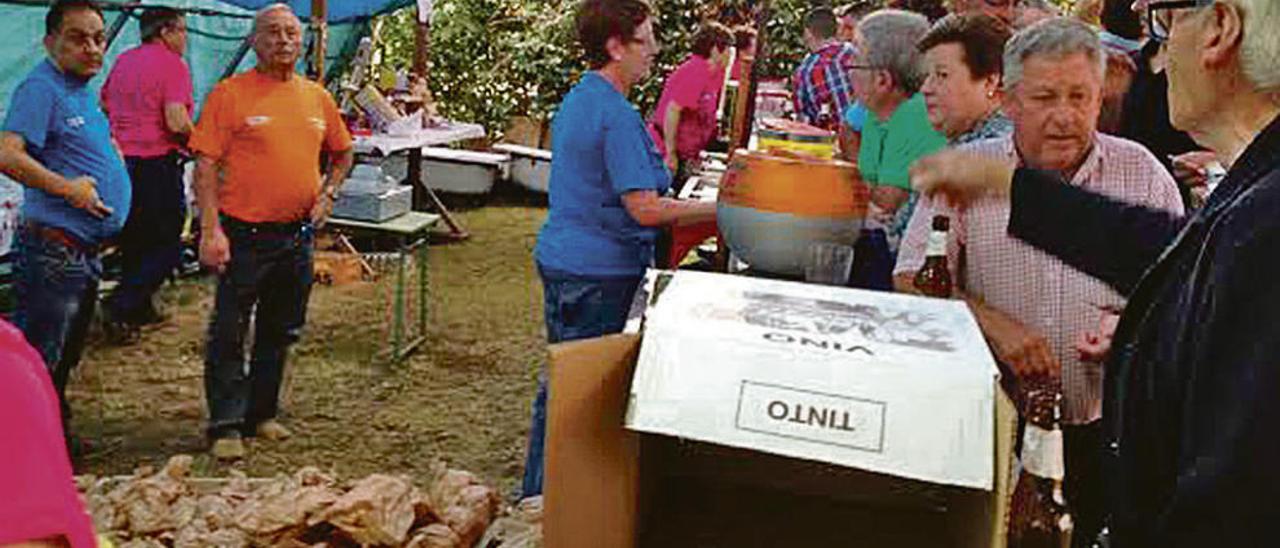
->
xmin=628 ymin=271 xmax=1000 ymax=490
xmin=645 ymin=271 xmax=998 ymax=376
xmin=543 ymin=333 xmax=1017 ymax=548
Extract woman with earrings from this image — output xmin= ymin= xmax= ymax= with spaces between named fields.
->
xmin=917 ymin=12 xmax=1013 ymax=146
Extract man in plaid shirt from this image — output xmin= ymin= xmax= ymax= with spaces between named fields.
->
xmin=791 ymin=7 xmax=859 ymax=128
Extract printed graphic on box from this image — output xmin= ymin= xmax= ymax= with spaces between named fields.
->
xmin=690 ymin=290 xmax=957 ymax=353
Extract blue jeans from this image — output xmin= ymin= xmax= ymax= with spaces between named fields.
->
xmin=521 ymin=268 xmax=641 ymax=497
xmin=107 ymin=153 xmax=185 ymax=323
xmin=204 ymin=218 xmax=314 ymax=438
xmin=12 ymin=225 xmax=102 ymax=420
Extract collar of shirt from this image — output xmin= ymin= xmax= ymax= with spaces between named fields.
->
xmin=1002 ymin=132 xmax=1104 ymax=188
xmin=952 ymin=111 xmax=1013 ymax=146
xmin=41 ymin=58 xmax=89 ymax=89
xmin=140 ymin=40 xmax=180 ymax=59
xmin=816 ymin=40 xmax=854 ymax=57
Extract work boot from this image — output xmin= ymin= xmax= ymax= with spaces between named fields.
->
xmin=211 ymin=431 xmax=246 ymax=460
xmin=256 ymin=419 xmax=293 ymax=441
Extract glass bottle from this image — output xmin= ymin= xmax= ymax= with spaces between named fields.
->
xmin=913 ymin=215 xmax=952 ymax=298
xmin=1009 ymin=381 xmax=1073 ymax=548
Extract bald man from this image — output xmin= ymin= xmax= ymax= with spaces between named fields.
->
xmin=189 ymin=4 xmax=354 ymax=459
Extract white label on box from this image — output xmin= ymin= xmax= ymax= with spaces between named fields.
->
xmin=735 ymin=381 xmax=886 ymax=453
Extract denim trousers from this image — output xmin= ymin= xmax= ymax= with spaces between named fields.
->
xmin=204 ymin=219 xmax=314 ymax=437
xmin=12 ymin=226 xmax=102 ymax=420
xmin=107 ymin=153 xmax=185 ymax=322
xmin=520 ymin=269 xmax=641 ymax=497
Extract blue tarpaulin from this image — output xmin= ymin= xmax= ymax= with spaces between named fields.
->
xmin=0 ymin=0 xmax=413 ymax=255
xmin=217 ymin=0 xmax=412 ymax=23
xmin=0 ymin=0 xmax=409 ymax=112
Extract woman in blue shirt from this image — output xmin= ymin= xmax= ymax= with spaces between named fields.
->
xmin=521 ymin=0 xmax=716 ymax=498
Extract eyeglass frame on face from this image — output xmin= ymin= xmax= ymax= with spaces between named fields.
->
xmin=1145 ymin=0 xmax=1214 ymax=43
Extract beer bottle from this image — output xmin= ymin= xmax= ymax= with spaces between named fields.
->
xmin=913 ymin=215 xmax=952 ymax=298
xmin=1009 ymin=381 xmax=1074 ymax=548
xmin=817 ymin=102 xmax=835 ymax=131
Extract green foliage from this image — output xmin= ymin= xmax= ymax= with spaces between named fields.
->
xmin=376 ymin=0 xmax=1092 ymax=138
xmin=377 ymin=0 xmax=813 ymax=139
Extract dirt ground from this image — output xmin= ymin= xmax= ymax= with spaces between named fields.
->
xmin=68 ymin=193 xmax=549 ymax=498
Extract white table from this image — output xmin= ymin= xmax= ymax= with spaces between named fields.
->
xmin=351 ymin=122 xmax=484 ymax=239
xmin=352 ymin=122 xmax=487 ymax=156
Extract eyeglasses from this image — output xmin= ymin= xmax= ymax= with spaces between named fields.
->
xmin=1146 ymin=0 xmax=1213 ymax=43
xmin=849 ymin=64 xmax=879 ymax=71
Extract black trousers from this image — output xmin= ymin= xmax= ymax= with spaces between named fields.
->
xmin=108 ymin=153 xmax=185 ymax=322
xmin=1064 ymin=421 xmax=1105 ymax=548
xmin=204 ymin=217 xmax=314 ymax=437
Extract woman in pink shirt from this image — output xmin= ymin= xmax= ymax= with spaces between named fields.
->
xmin=0 ymin=319 xmax=97 ymax=548
xmin=648 ymin=22 xmax=733 ymax=192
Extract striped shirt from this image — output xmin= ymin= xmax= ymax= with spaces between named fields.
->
xmin=895 ymin=133 xmax=1184 ymax=423
xmin=790 ymin=41 xmax=859 ymax=127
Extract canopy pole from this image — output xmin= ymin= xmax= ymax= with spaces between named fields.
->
xmin=220 ymin=36 xmax=253 ymax=81
xmin=412 ymin=8 xmax=429 ymax=82
xmin=731 ymin=0 xmax=770 ymax=151
xmin=310 ymin=0 xmax=327 ymax=81
xmin=104 ymin=7 xmax=134 ymax=51
xmin=405 ymin=2 xmax=466 ymax=240
xmin=407 ymin=5 xmax=428 ymax=209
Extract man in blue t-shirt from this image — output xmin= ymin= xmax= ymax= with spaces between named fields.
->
xmin=0 ymin=0 xmax=131 ymax=423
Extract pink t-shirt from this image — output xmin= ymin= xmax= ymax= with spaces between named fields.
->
xmin=0 ymin=320 xmax=97 ymax=548
xmin=101 ymin=42 xmax=194 ymax=158
xmin=648 ymin=54 xmax=725 ymax=162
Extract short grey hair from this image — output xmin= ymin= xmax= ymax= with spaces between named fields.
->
xmin=857 ymin=9 xmax=932 ymax=94
xmin=1233 ymin=0 xmax=1280 ymax=93
xmin=1003 ymin=17 xmax=1105 ymax=91
xmin=253 ymin=3 xmax=298 ymax=34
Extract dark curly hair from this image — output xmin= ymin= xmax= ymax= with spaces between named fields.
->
xmin=917 ymin=13 xmax=1012 ymax=80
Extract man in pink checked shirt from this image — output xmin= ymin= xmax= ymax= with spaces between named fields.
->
xmin=894 ymin=18 xmax=1183 ymax=546
xmin=99 ymin=6 xmax=194 ymax=341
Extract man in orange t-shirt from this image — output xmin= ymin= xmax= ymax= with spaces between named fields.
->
xmin=188 ymin=3 xmax=353 ymax=460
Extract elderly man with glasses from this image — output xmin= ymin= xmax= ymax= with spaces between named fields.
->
xmin=847 ymin=9 xmax=948 ymax=290
xmin=912 ymin=0 xmax=1280 ymax=545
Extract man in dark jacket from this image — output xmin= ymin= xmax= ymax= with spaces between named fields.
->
xmin=909 ymin=0 xmax=1280 ymax=545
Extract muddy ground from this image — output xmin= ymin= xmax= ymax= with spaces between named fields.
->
xmin=68 ymin=192 xmax=549 ymax=498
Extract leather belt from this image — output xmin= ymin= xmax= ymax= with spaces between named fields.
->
xmin=24 ymin=221 xmax=99 ymax=254
xmin=220 ymin=214 xmax=308 ymax=236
